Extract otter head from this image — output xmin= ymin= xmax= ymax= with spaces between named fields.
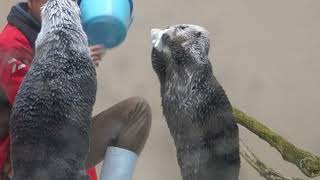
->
xmin=151 ymin=24 xmax=211 ymax=85
xmin=152 ymin=24 xmax=209 ymax=54
xmin=35 ymin=0 xmax=87 ymax=50
xmin=40 ymin=0 xmax=81 ymax=31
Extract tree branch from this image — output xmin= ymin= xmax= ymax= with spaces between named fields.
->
xmin=240 ymin=139 xmax=305 ymax=180
xmin=233 ymin=108 xmax=320 ymax=178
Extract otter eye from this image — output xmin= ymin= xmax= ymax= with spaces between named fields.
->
xmin=180 ymin=26 xmax=187 ymax=30
xmin=195 ymin=32 xmax=202 ymax=37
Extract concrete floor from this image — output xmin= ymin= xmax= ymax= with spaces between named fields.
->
xmin=1 ymin=0 xmax=320 ymax=179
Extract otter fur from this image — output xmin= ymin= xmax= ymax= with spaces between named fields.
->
xmin=9 ymin=0 xmax=97 ymax=179
xmin=150 ymin=24 xmax=240 ymax=180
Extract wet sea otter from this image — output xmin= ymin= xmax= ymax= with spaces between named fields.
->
xmin=151 ymin=24 xmax=240 ymax=180
xmin=9 ymin=0 xmax=97 ymax=179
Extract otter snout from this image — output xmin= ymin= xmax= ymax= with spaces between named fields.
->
xmin=151 ymin=29 xmax=162 ymax=46
xmin=151 ymin=29 xmax=165 ymax=52
xmin=151 ymin=28 xmax=172 ymax=52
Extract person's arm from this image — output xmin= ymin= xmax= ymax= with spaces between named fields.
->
xmin=0 ymin=54 xmax=30 ymax=174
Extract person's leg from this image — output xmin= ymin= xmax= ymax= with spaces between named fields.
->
xmin=85 ymin=96 xmax=152 ymax=179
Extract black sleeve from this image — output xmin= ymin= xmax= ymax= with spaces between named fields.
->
xmin=0 ymin=88 xmax=9 ymax=108
xmin=0 ymin=88 xmax=10 ymax=139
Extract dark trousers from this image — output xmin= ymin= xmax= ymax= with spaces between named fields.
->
xmin=85 ymin=96 xmax=152 ymax=168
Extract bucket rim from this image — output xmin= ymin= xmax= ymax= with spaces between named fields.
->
xmin=77 ymin=0 xmax=134 ymax=15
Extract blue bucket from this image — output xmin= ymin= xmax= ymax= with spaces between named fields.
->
xmin=78 ymin=0 xmax=133 ymax=48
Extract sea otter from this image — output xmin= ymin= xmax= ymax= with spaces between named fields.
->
xmin=9 ymin=0 xmax=97 ymax=179
xmin=151 ymin=24 xmax=240 ymax=180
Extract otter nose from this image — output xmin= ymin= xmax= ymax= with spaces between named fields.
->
xmin=151 ymin=29 xmax=162 ymax=38
xmin=151 ymin=29 xmax=163 ymax=46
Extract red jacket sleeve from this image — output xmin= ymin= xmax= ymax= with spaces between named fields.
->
xmin=0 ymin=24 xmax=33 ymax=105
xmin=0 ymin=24 xmax=32 ymax=174
xmin=0 ymin=58 xmax=29 ymax=173
xmin=0 ymin=58 xmax=30 ymax=105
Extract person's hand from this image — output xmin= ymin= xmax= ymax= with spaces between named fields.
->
xmin=89 ymin=45 xmax=106 ymax=67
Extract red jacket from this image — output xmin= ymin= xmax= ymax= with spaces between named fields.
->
xmin=0 ymin=3 xmax=97 ymax=180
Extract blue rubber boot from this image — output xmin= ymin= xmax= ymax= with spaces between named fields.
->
xmin=99 ymin=146 xmax=138 ymax=180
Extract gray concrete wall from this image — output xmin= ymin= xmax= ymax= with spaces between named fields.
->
xmin=1 ymin=0 xmax=320 ymax=179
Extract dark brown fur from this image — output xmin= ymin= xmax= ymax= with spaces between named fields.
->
xmin=151 ymin=24 xmax=240 ymax=180
xmin=9 ymin=0 xmax=96 ymax=179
